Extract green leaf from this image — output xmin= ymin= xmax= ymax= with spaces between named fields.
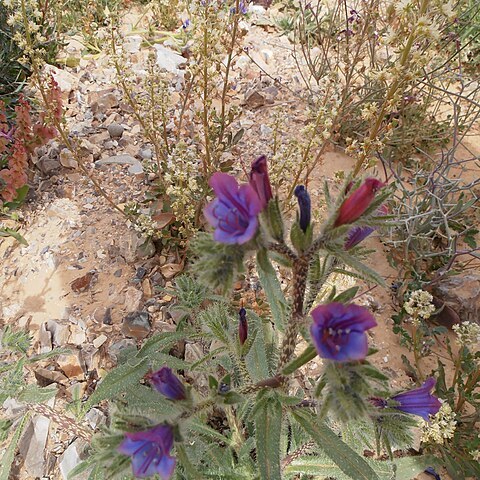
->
xmin=17 ymin=385 xmax=57 ymax=403
xmin=292 ymin=410 xmax=380 ymax=480
xmin=332 ymin=286 xmax=360 ymax=303
xmin=136 ymin=332 xmax=187 ymax=358
xmin=256 ymin=249 xmax=288 ymax=331
xmin=0 ymin=226 xmax=28 ymax=245
xmin=282 ymin=345 xmax=317 ymax=376
xmin=255 ymin=394 xmax=282 ymax=480
xmin=245 ymin=320 xmax=270 ymax=381
xmin=0 ymin=413 xmax=30 ymax=480
xmin=331 ymin=249 xmax=386 ymax=286
xmin=394 ymin=455 xmax=441 ymax=480
xmin=82 ymin=357 xmax=149 ymax=413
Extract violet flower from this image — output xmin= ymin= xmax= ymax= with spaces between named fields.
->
xmin=0 ymin=127 xmax=14 ymax=143
xmin=238 ymin=307 xmax=248 ymax=345
xmin=249 ymin=155 xmax=272 ymax=209
xmin=310 ymin=303 xmax=377 ymax=362
xmin=391 ymin=377 xmax=442 ymax=421
xmin=344 ymin=204 xmax=388 ymax=250
xmin=334 ymin=178 xmax=385 ymax=227
xmin=148 ymin=366 xmax=186 ymax=401
xmin=204 ymin=172 xmax=262 ymax=244
xmin=294 ymin=185 xmax=311 ymax=232
xmin=118 ymin=424 xmax=176 ymax=479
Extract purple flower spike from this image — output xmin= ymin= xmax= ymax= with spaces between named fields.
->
xmin=310 ymin=303 xmax=377 ymax=362
xmin=391 ymin=377 xmax=442 ymax=421
xmin=249 ymin=155 xmax=272 ymax=209
xmin=148 ymin=367 xmax=186 ymax=401
xmin=294 ymin=185 xmax=311 ymax=232
xmin=238 ymin=307 xmax=248 ymax=345
xmin=204 ymin=172 xmax=262 ymax=244
xmin=118 ymin=424 xmax=176 ymax=479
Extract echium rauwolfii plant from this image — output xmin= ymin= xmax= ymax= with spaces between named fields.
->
xmin=74 ymin=158 xmax=449 ymax=479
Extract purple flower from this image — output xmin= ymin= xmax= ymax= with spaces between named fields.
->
xmin=334 ymin=178 xmax=385 ymax=227
xmin=249 ymin=155 xmax=272 ymax=209
xmin=391 ymin=377 xmax=441 ymax=421
xmin=182 ymin=19 xmax=190 ymax=29
xmin=310 ymin=303 xmax=377 ymax=362
xmin=344 ymin=204 xmax=388 ymax=250
xmin=0 ymin=127 xmax=14 ymax=143
xmin=238 ymin=307 xmax=248 ymax=345
xmin=118 ymin=424 xmax=176 ymax=479
xmin=204 ymin=172 xmax=262 ymax=244
xmin=294 ymin=185 xmax=311 ymax=232
xmin=148 ymin=366 xmax=186 ymax=401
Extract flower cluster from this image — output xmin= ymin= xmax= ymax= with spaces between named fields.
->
xmin=452 ymin=321 xmax=480 ymax=350
xmin=420 ymin=402 xmax=457 ymax=445
xmin=404 ymin=289 xmax=435 ymax=322
xmin=119 ymin=367 xmax=187 ymax=478
xmin=0 ymin=83 xmax=61 ymax=202
xmin=118 ymin=424 xmax=176 ymax=479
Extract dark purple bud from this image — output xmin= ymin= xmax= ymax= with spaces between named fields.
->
xmin=249 ymin=155 xmax=273 ymax=209
xmin=310 ymin=303 xmax=377 ymax=362
xmin=238 ymin=307 xmax=248 ymax=345
xmin=204 ymin=172 xmax=262 ymax=244
xmin=148 ymin=366 xmax=186 ymax=401
xmin=294 ymin=185 xmax=311 ymax=232
xmin=118 ymin=423 xmax=175 ymax=479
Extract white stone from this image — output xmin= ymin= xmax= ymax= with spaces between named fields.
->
xmin=154 ymin=44 xmax=186 ymax=73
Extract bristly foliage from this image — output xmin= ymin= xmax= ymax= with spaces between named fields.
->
xmin=190 ymin=232 xmax=246 ymax=293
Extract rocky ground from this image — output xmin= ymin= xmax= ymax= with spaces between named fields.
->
xmin=1 ymin=4 xmax=479 ymax=480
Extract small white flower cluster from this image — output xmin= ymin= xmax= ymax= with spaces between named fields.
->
xmin=420 ymin=402 xmax=457 ymax=445
xmin=471 ymin=449 xmax=480 ymax=462
xmin=452 ymin=321 xmax=480 ymax=350
xmin=133 ymin=214 xmax=160 ymax=239
xmin=404 ymin=289 xmax=435 ymax=322
xmin=164 ymin=143 xmax=203 ymax=241
xmin=2 ymin=0 xmax=49 ymax=65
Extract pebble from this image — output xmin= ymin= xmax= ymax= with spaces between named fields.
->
xmin=122 ymin=311 xmax=151 ymax=339
xmin=93 ymin=334 xmax=108 ymax=348
xmin=107 ymin=123 xmax=124 ymax=139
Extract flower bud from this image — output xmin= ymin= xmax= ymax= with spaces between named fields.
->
xmin=148 ymin=366 xmax=186 ymax=401
xmin=238 ymin=307 xmax=248 ymax=345
xmin=294 ymin=185 xmax=311 ymax=232
xmin=334 ymin=178 xmax=385 ymax=227
xmin=249 ymin=155 xmax=273 ymax=210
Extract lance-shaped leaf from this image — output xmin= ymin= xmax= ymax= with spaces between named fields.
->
xmin=292 ymin=410 xmax=380 ymax=480
xmin=255 ymin=393 xmax=282 ymax=480
xmin=256 ymin=248 xmax=288 ymax=331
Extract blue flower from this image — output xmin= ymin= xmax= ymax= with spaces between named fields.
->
xmin=118 ymin=424 xmax=176 ymax=479
xmin=204 ymin=172 xmax=262 ymax=244
xmin=310 ymin=303 xmax=377 ymax=362
xmin=148 ymin=366 xmax=186 ymax=401
xmin=391 ymin=377 xmax=442 ymax=421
